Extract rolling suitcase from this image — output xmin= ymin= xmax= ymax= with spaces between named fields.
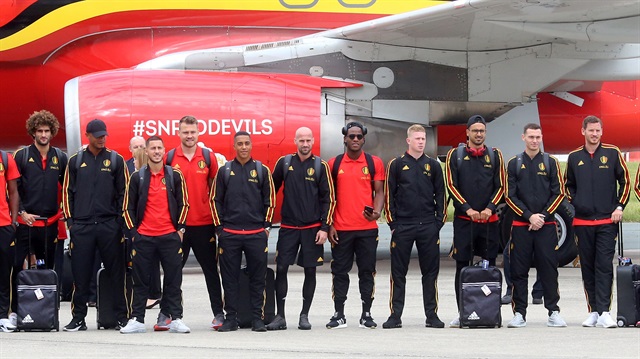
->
xmin=616 ymin=223 xmax=640 ymax=327
xmin=59 ymin=245 xmax=73 ymax=302
xmin=96 ymin=235 xmax=132 ymax=329
xmin=237 ymin=266 xmax=275 ymax=328
xmin=16 ymin=216 xmax=60 ymax=331
xmin=96 ymin=267 xmax=133 ymax=329
xmin=458 ymin=264 xmax=502 ymax=328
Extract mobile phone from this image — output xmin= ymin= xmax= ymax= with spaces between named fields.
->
xmin=364 ymin=205 xmax=374 ymax=215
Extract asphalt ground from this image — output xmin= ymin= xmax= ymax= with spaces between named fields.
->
xmin=1 ymin=223 xmax=638 ymax=358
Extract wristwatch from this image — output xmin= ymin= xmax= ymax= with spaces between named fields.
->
xmin=17 ymin=210 xmax=25 ymax=216
xmin=616 ymin=206 xmax=623 ymax=211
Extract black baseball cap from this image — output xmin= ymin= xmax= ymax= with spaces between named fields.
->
xmin=86 ymin=119 xmax=108 ymax=137
xmin=467 ymin=115 xmax=486 ymax=128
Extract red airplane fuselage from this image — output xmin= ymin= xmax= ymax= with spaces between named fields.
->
xmin=1 ymin=1 xmax=638 ymax=155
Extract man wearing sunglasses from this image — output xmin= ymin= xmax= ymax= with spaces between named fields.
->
xmin=326 ymin=121 xmax=385 ymax=329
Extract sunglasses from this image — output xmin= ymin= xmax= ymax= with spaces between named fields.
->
xmin=347 ymin=134 xmax=364 ymax=140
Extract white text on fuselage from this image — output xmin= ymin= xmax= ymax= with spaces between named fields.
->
xmin=132 ymin=119 xmax=273 ymax=137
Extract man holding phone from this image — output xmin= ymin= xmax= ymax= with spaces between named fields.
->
xmin=326 ymin=121 xmax=385 ymax=329
xmin=382 ymin=124 xmax=446 ymax=329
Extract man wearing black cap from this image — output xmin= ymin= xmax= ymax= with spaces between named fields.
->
xmin=445 ymin=115 xmax=506 ymax=328
xmin=62 ymin=119 xmax=130 ymax=331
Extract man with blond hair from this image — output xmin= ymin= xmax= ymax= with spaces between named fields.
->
xmin=164 ymin=115 xmax=224 ymax=330
xmin=382 ymin=124 xmax=446 ymax=329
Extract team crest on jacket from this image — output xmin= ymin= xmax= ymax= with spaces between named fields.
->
xmin=424 ymin=163 xmax=430 ymax=172
xmin=0 ymin=163 xmax=4 ymax=172
xmin=600 ymin=156 xmax=608 ymax=164
xmin=103 ymin=159 xmax=111 ymax=168
xmin=307 ymin=167 xmax=315 ymax=177
xmin=161 ymin=178 xmax=166 ymax=185
xmin=250 ymin=169 xmax=258 ymax=178
xmin=52 ymin=156 xmax=58 ymax=165
xmin=198 ymin=160 xmax=206 ymax=169
xmin=538 ymin=162 xmax=545 ymax=171
xmin=484 ymin=154 xmax=490 ymax=163
xmin=362 ymin=166 xmax=370 ymax=175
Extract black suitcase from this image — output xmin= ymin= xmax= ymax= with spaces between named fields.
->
xmin=458 ymin=265 xmax=502 ymax=328
xmin=16 ymin=217 xmax=60 ymax=331
xmin=616 ymin=223 xmax=639 ymax=327
xmin=96 ymin=267 xmax=132 ymax=329
xmin=237 ymin=266 xmax=275 ymax=328
xmin=59 ymin=246 xmax=73 ymax=302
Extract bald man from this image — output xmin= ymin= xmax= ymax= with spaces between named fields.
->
xmin=126 ymin=136 xmax=146 ymax=173
xmin=268 ymin=127 xmax=336 ymax=330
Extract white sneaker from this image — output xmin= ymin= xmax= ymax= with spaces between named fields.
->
xmin=169 ymin=318 xmax=191 ymax=333
xmin=449 ymin=316 xmax=460 ymax=328
xmin=547 ymin=311 xmax=567 ymax=327
xmin=0 ymin=318 xmax=16 ymax=332
xmin=507 ymin=313 xmax=526 ymax=328
xmin=582 ymin=312 xmax=598 ymax=327
xmin=8 ymin=313 xmax=17 ymax=327
xmin=120 ymin=318 xmax=146 ymax=334
xmin=596 ymin=312 xmax=617 ymax=328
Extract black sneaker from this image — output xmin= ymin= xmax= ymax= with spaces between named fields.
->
xmin=298 ymin=314 xmax=311 ymax=330
xmin=425 ymin=315 xmax=444 ymax=328
xmin=359 ymin=312 xmax=377 ymax=329
xmin=532 ymin=297 xmax=543 ymax=305
xmin=64 ymin=318 xmax=87 ymax=332
xmin=252 ymin=319 xmax=267 ymax=332
xmin=266 ymin=315 xmax=287 ymax=330
xmin=501 ymin=293 xmax=512 ymax=305
xmin=217 ymin=318 xmax=238 ymax=332
xmin=115 ymin=319 xmax=128 ymax=331
xmin=382 ymin=316 xmax=402 ymax=329
xmin=326 ymin=312 xmax=347 ymax=329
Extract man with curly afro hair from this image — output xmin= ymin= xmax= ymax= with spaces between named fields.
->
xmin=10 ymin=110 xmax=68 ymax=327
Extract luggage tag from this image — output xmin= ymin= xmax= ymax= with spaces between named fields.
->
xmin=481 ymin=284 xmax=491 ymax=296
xmin=34 ymin=288 xmax=44 ymax=300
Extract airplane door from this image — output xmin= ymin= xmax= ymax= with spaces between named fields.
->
xmin=320 ymin=89 xmax=347 ymax=160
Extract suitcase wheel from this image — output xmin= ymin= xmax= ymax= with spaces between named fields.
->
xmin=616 ymin=317 xmax=626 ymax=327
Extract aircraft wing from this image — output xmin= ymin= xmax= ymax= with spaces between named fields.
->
xmin=132 ymin=0 xmax=639 ymax=124
xmin=320 ymin=0 xmax=639 ymax=53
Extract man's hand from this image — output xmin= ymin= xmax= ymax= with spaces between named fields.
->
xmin=20 ymin=212 xmax=38 ymax=227
xmin=328 ymin=226 xmax=339 ymax=245
xmin=611 ymin=208 xmax=623 ymax=223
xmin=363 ymin=209 xmax=381 ymax=222
xmin=466 ymin=208 xmax=481 ymax=222
xmin=528 ymin=213 xmax=545 ymax=231
xmin=479 ymin=208 xmax=492 ymax=221
xmin=177 ymin=230 xmax=184 ymax=242
xmin=315 ymin=230 xmax=328 ymax=245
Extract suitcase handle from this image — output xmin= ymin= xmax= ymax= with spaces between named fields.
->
xmin=617 ymin=222 xmax=632 ymax=266
xmin=618 ymin=222 xmax=623 ymax=258
xmin=26 ymin=216 xmax=51 ymax=269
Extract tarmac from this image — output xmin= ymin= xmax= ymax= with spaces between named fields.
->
xmin=1 ymin=223 xmax=638 ymax=358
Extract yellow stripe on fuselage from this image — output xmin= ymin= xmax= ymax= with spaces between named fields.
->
xmin=0 ymin=0 xmax=447 ymax=52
